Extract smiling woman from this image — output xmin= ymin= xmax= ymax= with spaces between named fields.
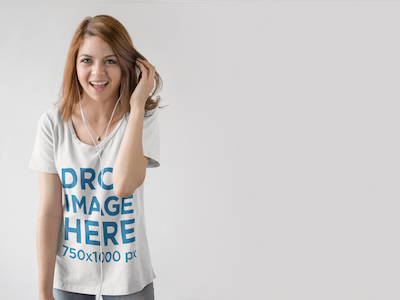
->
xmin=56 ymin=15 xmax=165 ymax=124
xmin=76 ymin=36 xmax=122 ymax=103
xmin=29 ymin=14 xmax=167 ymax=300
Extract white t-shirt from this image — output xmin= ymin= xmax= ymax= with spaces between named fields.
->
xmin=29 ymin=105 xmax=160 ymax=295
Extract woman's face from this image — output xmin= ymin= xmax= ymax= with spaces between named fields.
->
xmin=76 ymin=36 xmax=122 ymax=103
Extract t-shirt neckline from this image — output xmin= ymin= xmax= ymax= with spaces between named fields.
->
xmin=68 ymin=114 xmax=126 ymax=151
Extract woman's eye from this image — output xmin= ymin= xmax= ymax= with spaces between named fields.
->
xmin=80 ymin=58 xmax=116 ymax=64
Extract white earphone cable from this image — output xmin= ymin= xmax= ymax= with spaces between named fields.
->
xmin=76 ymin=80 xmax=123 ymax=299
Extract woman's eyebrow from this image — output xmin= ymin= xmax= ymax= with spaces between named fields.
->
xmin=79 ymin=54 xmax=116 ymax=58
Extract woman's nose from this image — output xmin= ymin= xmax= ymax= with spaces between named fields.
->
xmin=92 ymin=62 xmax=105 ymax=77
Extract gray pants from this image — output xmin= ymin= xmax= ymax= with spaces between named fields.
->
xmin=53 ymin=282 xmax=154 ymax=300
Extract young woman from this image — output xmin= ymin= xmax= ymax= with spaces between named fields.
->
xmin=29 ymin=15 xmax=165 ymax=300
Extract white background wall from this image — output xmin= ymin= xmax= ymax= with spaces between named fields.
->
xmin=1 ymin=0 xmax=399 ymax=299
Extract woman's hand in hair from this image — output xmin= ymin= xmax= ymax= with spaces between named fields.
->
xmin=130 ymin=58 xmax=156 ymax=109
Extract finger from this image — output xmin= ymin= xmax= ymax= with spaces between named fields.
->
xmin=149 ymin=66 xmax=156 ymax=83
xmin=139 ymin=59 xmax=154 ymax=70
xmin=136 ymin=60 xmax=148 ymax=79
xmin=137 ymin=59 xmax=155 ymax=78
xmin=137 ymin=58 xmax=154 ymax=71
xmin=136 ymin=60 xmax=155 ymax=87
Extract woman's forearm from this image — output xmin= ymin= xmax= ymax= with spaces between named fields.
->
xmin=113 ymin=104 xmax=149 ymax=198
xmin=37 ymin=213 xmax=62 ymax=300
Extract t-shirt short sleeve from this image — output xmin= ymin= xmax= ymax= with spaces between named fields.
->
xmin=29 ymin=110 xmax=58 ymax=174
xmin=143 ymin=107 xmax=161 ymax=168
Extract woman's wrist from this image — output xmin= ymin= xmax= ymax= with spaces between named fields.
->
xmin=130 ymin=105 xmax=145 ymax=118
xmin=39 ymin=290 xmax=54 ymax=300
xmin=130 ymin=97 xmax=146 ymax=112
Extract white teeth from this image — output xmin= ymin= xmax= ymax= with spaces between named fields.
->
xmin=90 ymin=81 xmax=108 ymax=85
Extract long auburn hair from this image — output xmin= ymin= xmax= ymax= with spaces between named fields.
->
xmin=55 ymin=15 xmax=165 ymax=123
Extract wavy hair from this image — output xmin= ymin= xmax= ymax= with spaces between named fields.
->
xmin=55 ymin=15 xmax=165 ymax=123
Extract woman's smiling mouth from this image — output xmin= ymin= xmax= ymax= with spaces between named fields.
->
xmin=90 ymin=81 xmax=109 ymax=92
